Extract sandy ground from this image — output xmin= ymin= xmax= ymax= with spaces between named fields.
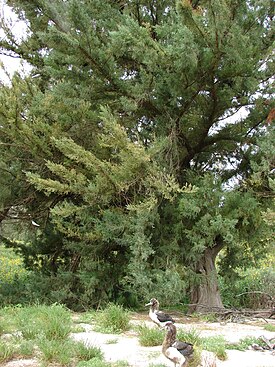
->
xmin=2 ymin=314 xmax=275 ymax=367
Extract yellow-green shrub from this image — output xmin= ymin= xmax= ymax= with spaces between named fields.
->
xmin=0 ymin=256 xmax=27 ymax=284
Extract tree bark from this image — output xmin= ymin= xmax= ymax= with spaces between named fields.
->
xmin=189 ymin=242 xmax=224 ymax=313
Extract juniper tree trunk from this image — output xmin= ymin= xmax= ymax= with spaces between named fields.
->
xmin=189 ymin=243 xmax=224 ymax=313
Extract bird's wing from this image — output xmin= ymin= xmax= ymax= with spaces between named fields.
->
xmin=156 ymin=311 xmax=174 ymax=323
xmin=172 ymin=341 xmax=194 ymax=356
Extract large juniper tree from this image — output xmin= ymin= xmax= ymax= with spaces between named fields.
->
xmin=0 ymin=0 xmax=274 ymax=310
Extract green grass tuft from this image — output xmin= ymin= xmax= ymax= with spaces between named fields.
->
xmin=106 ymin=338 xmax=118 ymax=344
xmin=95 ymin=303 xmax=130 ymax=333
xmin=177 ymin=327 xmax=202 ymax=345
xmin=200 ymin=335 xmax=227 ymax=360
xmin=226 ymin=336 xmax=265 ymax=351
xmin=137 ymin=324 xmax=164 ymax=346
xmin=0 ymin=340 xmax=17 ymax=363
xmin=38 ymin=337 xmax=73 ymax=364
xmin=74 ymin=341 xmax=103 ymax=361
xmin=15 ymin=303 xmax=72 ymax=340
xmin=263 ymin=323 xmax=275 ymax=332
xmin=17 ymin=339 xmax=35 ymax=357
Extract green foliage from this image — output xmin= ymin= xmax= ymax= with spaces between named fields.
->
xmin=263 ymin=324 xmax=275 ymax=332
xmin=74 ymin=342 xmax=103 ymax=361
xmin=76 ymin=358 xmax=107 ymax=367
xmin=0 ymin=340 xmax=16 ymax=363
xmin=0 ymin=246 xmax=28 ymax=284
xmin=199 ymin=313 xmax=218 ymax=323
xmin=137 ymin=324 xmax=164 ymax=346
xmin=200 ymin=336 xmax=227 ymax=360
xmin=38 ymin=338 xmax=73 ymax=364
xmin=219 ymin=253 xmax=275 ymax=308
xmin=0 ymin=0 xmax=274 ymax=311
xmin=0 ymin=304 xmax=110 ymax=366
xmin=16 ymin=340 xmax=34 ymax=357
xmin=227 ymin=336 xmax=266 ymax=351
xmin=176 ymin=328 xmax=227 ymax=360
xmin=15 ymin=304 xmax=72 ymax=341
xmin=95 ymin=304 xmax=130 ymax=333
xmin=177 ymin=328 xmax=202 ymax=346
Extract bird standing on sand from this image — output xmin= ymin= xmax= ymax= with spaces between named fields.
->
xmin=162 ymin=321 xmax=193 ymax=367
xmin=145 ymin=298 xmax=175 ymax=327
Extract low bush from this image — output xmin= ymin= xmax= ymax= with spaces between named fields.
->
xmin=137 ymin=324 xmax=163 ymax=346
xmin=200 ymin=336 xmax=227 ymax=360
xmin=263 ymin=324 xmax=275 ymax=332
xmin=177 ymin=327 xmax=202 ymax=346
xmin=15 ymin=303 xmax=72 ymax=340
xmin=219 ymin=254 xmax=275 ymax=309
xmin=226 ymin=336 xmax=266 ymax=351
xmin=95 ymin=303 xmax=130 ymax=333
xmin=74 ymin=341 xmax=103 ymax=361
xmin=0 ymin=340 xmax=16 ymax=363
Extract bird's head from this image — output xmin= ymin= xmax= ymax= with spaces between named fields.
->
xmin=163 ymin=321 xmax=176 ymax=335
xmin=145 ymin=298 xmax=159 ymax=308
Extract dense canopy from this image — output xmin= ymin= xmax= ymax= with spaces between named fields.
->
xmin=0 ymin=0 xmax=274 ymax=310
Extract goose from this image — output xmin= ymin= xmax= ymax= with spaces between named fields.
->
xmin=162 ymin=321 xmax=193 ymax=367
xmin=145 ymin=298 xmax=175 ymax=327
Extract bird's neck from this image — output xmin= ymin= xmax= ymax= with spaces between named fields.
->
xmin=150 ymin=306 xmax=158 ymax=313
xmin=162 ymin=332 xmax=175 ymax=352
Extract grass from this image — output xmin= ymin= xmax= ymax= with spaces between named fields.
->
xmin=137 ymin=324 xmax=228 ymax=360
xmin=0 ymin=340 xmax=16 ymax=363
xmin=226 ymin=336 xmax=266 ymax=351
xmin=77 ymin=310 xmax=97 ymax=324
xmin=95 ymin=303 xmax=130 ymax=333
xmin=263 ymin=323 xmax=275 ymax=332
xmin=0 ymin=302 xmax=271 ymax=366
xmin=200 ymin=335 xmax=227 ymax=360
xmin=177 ymin=327 xmax=202 ymax=345
xmin=14 ymin=303 xmax=72 ymax=340
xmin=76 ymin=358 xmax=130 ymax=367
xmin=106 ymin=338 xmax=118 ymax=344
xmin=177 ymin=328 xmax=227 ymax=361
xmin=0 ymin=303 xmax=133 ymax=366
xmin=74 ymin=341 xmax=103 ymax=361
xmin=137 ymin=324 xmax=164 ymax=346
xmin=199 ymin=313 xmax=218 ymax=323
xmin=0 ymin=304 xmax=106 ymax=366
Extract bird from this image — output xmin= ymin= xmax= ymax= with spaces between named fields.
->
xmin=145 ymin=298 xmax=175 ymax=327
xmin=162 ymin=321 xmax=194 ymax=367
xmin=31 ymin=220 xmax=40 ymax=227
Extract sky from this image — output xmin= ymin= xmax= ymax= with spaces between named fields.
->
xmin=0 ymin=1 xmax=31 ymax=84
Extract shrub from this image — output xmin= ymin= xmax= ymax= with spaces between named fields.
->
xmin=200 ymin=336 xmax=227 ymax=360
xmin=95 ymin=303 xmax=130 ymax=333
xmin=264 ymin=324 xmax=275 ymax=332
xmin=137 ymin=324 xmax=163 ymax=346
xmin=38 ymin=338 xmax=73 ymax=364
xmin=77 ymin=357 xmax=106 ymax=367
xmin=0 ymin=249 xmax=28 ymax=285
xmin=17 ymin=340 xmax=34 ymax=357
xmin=219 ymin=254 xmax=275 ymax=309
xmin=16 ymin=304 xmax=72 ymax=340
xmin=177 ymin=328 xmax=202 ymax=346
xmin=177 ymin=329 xmax=227 ymax=361
xmin=0 ymin=340 xmax=16 ymax=363
xmin=227 ymin=336 xmax=266 ymax=351
xmin=74 ymin=341 xmax=103 ymax=361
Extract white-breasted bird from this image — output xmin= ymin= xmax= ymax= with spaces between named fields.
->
xmin=145 ymin=298 xmax=175 ymax=327
xmin=162 ymin=321 xmax=193 ymax=367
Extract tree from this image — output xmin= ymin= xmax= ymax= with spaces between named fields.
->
xmin=0 ymin=0 xmax=274 ymax=310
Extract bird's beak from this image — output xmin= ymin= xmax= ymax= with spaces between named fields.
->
xmin=145 ymin=302 xmax=152 ymax=307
